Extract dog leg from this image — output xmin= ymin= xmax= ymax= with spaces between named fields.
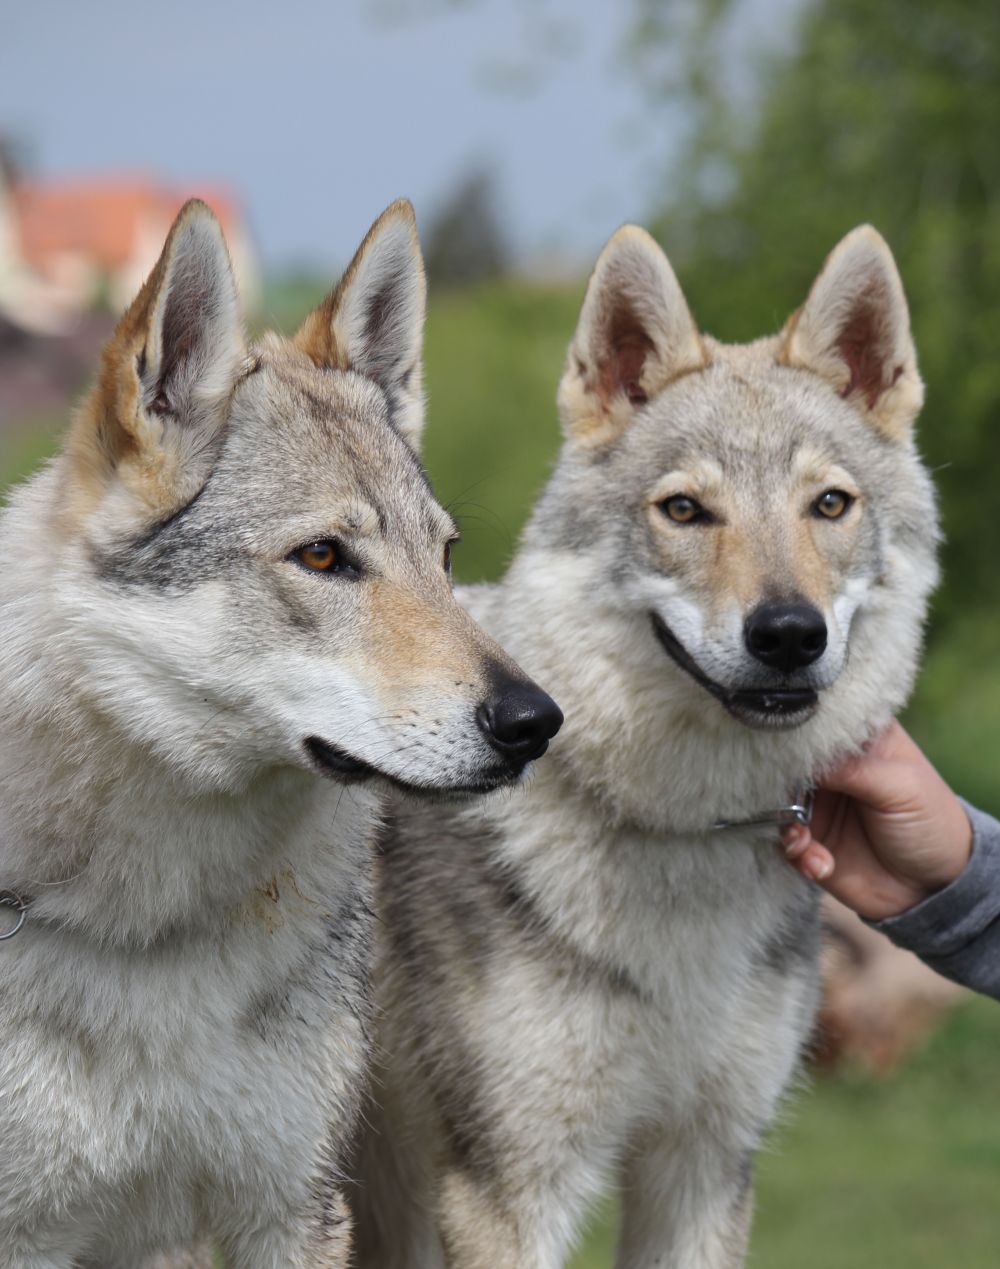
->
xmin=215 ymin=1189 xmax=352 ymax=1269
xmin=351 ymin=1098 xmax=446 ymax=1269
xmin=436 ymin=1167 xmax=581 ymax=1269
xmin=615 ymin=1134 xmax=754 ymax=1269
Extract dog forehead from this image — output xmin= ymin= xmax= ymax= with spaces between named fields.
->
xmin=219 ymin=355 xmax=435 ymax=518
xmin=233 ymin=353 xmax=385 ymax=451
xmin=628 ymin=348 xmax=881 ymax=484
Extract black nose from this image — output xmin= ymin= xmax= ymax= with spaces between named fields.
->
xmin=744 ymin=602 xmax=827 ymax=673
xmin=476 ymin=671 xmax=563 ymax=763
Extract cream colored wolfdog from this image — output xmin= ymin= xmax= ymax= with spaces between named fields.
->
xmin=354 ymin=225 xmax=938 ymax=1268
xmin=0 ymin=199 xmax=560 ymax=1266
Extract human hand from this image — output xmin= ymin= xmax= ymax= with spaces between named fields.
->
xmin=782 ymin=721 xmax=973 ymax=921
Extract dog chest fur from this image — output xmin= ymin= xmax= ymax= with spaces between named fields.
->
xmin=0 ymin=665 xmax=376 ymax=1254
xmin=1 ymin=197 xmax=563 ymax=1266
xmin=354 ymin=222 xmax=939 ymax=1269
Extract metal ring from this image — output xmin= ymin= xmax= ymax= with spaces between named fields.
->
xmin=712 ymin=786 xmax=815 ymax=833
xmin=0 ymin=890 xmax=27 ymax=941
xmin=793 ymin=787 xmax=815 ymax=827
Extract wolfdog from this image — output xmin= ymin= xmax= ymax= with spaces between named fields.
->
xmin=353 ymin=224 xmax=938 ymax=1268
xmin=0 ymin=198 xmax=561 ymax=1267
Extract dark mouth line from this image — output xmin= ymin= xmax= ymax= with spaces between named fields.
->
xmin=305 ymin=736 xmax=373 ymax=778
xmin=650 ymin=614 xmax=731 ymax=705
xmin=649 ymin=614 xmax=818 ymax=716
xmin=304 ymin=736 xmax=520 ymax=798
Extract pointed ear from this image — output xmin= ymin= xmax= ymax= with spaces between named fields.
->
xmin=80 ymin=199 xmax=246 ymax=512
xmin=557 ymin=225 xmax=706 ymax=446
xmin=294 ymin=199 xmax=427 ymax=452
xmin=778 ymin=226 xmax=923 ymax=438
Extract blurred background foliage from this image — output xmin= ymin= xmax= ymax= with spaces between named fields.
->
xmin=2 ymin=0 xmax=1000 ymax=1264
xmin=419 ymin=0 xmax=1000 ymax=817
xmin=648 ymin=0 xmax=1000 ymax=631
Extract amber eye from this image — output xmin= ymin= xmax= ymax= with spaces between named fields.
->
xmin=294 ymin=541 xmax=340 ymax=572
xmin=814 ymin=489 xmax=854 ymax=520
xmin=660 ymin=494 xmax=708 ymax=524
xmin=443 ymin=541 xmax=453 ymax=572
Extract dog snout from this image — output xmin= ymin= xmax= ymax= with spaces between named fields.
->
xmin=476 ymin=668 xmax=563 ymax=763
xmin=744 ymin=602 xmax=827 ymax=673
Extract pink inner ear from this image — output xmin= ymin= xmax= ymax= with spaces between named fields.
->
xmin=619 ymin=337 xmax=651 ymax=405
xmin=598 ymin=330 xmax=652 ymax=408
xmin=836 ymin=292 xmax=898 ymax=409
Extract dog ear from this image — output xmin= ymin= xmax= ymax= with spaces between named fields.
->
xmin=778 ymin=226 xmax=923 ymax=439
xmin=557 ymin=225 xmax=706 ymax=446
xmin=295 ymin=199 xmax=427 ymax=453
xmin=73 ymin=200 xmax=246 ymax=514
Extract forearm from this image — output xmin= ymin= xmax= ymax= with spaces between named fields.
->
xmin=868 ymin=801 xmax=1000 ymax=1001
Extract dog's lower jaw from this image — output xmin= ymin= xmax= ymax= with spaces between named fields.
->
xmin=650 ymin=613 xmax=820 ymax=730
xmin=304 ymin=735 xmax=530 ymax=799
xmin=724 ymin=693 xmax=820 ymax=731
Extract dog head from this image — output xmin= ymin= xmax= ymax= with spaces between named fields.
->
xmin=43 ymin=200 xmax=561 ymax=794
xmin=530 ymin=224 xmax=936 ymax=756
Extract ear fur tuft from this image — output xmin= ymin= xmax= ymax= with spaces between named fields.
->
xmin=70 ymin=199 xmax=245 ymax=514
xmin=557 ymin=225 xmax=706 ymax=446
xmin=295 ymin=199 xmax=427 ymax=452
xmin=779 ymin=225 xmax=923 ymax=439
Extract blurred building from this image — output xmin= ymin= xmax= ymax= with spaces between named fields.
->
xmin=0 ymin=165 xmax=258 ymax=334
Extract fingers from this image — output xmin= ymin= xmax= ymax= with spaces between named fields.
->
xmin=801 ymin=844 xmax=835 ymax=882
xmin=786 ymin=721 xmax=964 ymax=920
xmin=781 ymin=824 xmax=834 ymax=883
xmin=782 ymin=823 xmax=810 ymax=860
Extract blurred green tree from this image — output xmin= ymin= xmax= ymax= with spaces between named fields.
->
xmin=644 ymin=0 xmax=1000 ymax=627
xmin=424 ymin=166 xmax=512 ymax=288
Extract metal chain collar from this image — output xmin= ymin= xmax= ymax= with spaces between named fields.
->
xmin=713 ymin=787 xmax=814 ymax=832
xmin=0 ymin=890 xmax=27 ymax=940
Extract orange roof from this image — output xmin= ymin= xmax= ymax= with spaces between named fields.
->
xmin=11 ymin=177 xmax=239 ymax=271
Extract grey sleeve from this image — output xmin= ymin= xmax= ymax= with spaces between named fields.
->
xmin=868 ymin=801 xmax=1000 ymax=1001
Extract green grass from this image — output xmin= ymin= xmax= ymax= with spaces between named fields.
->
xmin=4 ymin=279 xmax=1000 ymax=1266
xmin=571 ymin=997 xmax=1000 ymax=1268
xmin=0 ymin=414 xmax=63 ymax=495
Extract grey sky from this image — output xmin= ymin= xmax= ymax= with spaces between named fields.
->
xmin=1 ymin=0 xmax=674 ymax=272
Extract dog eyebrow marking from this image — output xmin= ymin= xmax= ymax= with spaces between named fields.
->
xmin=342 ymin=502 xmax=381 ymax=537
xmin=648 ymin=463 xmax=724 ymax=504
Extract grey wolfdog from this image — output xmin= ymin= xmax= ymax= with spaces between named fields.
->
xmin=0 ymin=199 xmax=560 ymax=1267
xmin=353 ymin=224 xmax=939 ymax=1268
